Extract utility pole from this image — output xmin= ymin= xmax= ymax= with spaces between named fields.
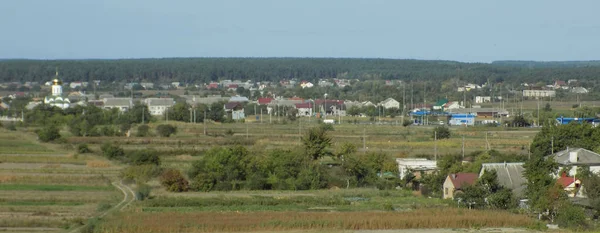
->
xmin=485 ymin=131 xmax=490 ymax=150
xmin=189 ymin=108 xmax=192 ymax=123
xmin=142 ymin=107 xmax=145 ymax=124
xmin=462 ymin=135 xmax=465 ymax=158
xmin=434 ymin=131 xmax=437 ymax=161
xmin=203 ymin=110 xmax=206 ymax=135
xmin=551 ymin=136 xmax=554 ymax=154
xmin=363 ymin=127 xmax=366 ymax=154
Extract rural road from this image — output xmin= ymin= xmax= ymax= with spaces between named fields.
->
xmin=68 ymin=180 xmax=135 ymax=233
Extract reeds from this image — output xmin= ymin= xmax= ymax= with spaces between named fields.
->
xmin=97 ymin=208 xmax=533 ymax=232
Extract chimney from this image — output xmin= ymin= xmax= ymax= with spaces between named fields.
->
xmin=451 ymin=174 xmax=456 ymax=179
xmin=569 ymin=151 xmax=578 ymax=163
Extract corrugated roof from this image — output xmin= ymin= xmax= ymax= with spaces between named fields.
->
xmin=104 ymin=98 xmax=132 ymax=107
xmin=551 ymin=148 xmax=600 ymax=165
xmin=480 ymin=163 xmax=527 ymax=197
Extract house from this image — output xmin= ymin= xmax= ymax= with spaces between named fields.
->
xmin=140 ymin=82 xmax=155 ymax=89
xmin=300 ymin=81 xmax=314 ymax=89
xmin=257 ymin=98 xmax=273 ymax=105
xmin=318 ymin=80 xmax=334 ymax=87
xmin=557 ymin=172 xmax=584 ymax=198
xmin=443 ymin=101 xmax=461 ymax=110
xmin=103 ymin=98 xmax=133 ymax=112
xmin=550 ymin=148 xmax=600 ymax=176
xmin=554 ymin=80 xmax=567 ymax=89
xmin=224 ymin=102 xmax=245 ymax=120
xmin=571 ymin=87 xmax=589 ymax=94
xmin=228 ymin=84 xmax=239 ymax=91
xmin=480 ymin=163 xmax=527 ymax=198
xmin=171 ymin=82 xmax=181 ymax=88
xmin=379 ymin=98 xmax=400 ymax=109
xmin=183 ymin=95 xmax=229 ymax=106
xmin=432 ymin=99 xmax=449 ymax=111
xmin=295 ymin=103 xmax=313 ymax=117
xmin=443 ymin=173 xmax=478 ymax=199
xmin=396 ymin=158 xmax=437 ymax=179
xmin=144 ymin=98 xmax=175 ymax=116
xmin=70 ymin=82 xmax=83 ymax=89
xmin=229 ymin=96 xmax=249 ymax=103
xmin=206 ymin=82 xmax=219 ymax=89
xmin=474 ymin=96 xmax=491 ymax=104
xmin=523 ymin=90 xmax=556 ymax=98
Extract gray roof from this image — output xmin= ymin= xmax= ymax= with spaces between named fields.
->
xmin=145 ymin=98 xmax=175 ymax=107
xmin=104 ymin=98 xmax=133 ymax=107
xmin=480 ymin=162 xmax=527 ymax=198
xmin=448 ymin=108 xmax=508 ymax=114
xmin=183 ymin=95 xmax=229 ymax=105
xmin=268 ymin=99 xmax=303 ymax=107
xmin=551 ymin=148 xmax=600 ymax=165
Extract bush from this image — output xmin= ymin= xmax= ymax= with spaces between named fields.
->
xmin=402 ymin=119 xmax=412 ymax=127
xmin=136 ymin=124 xmax=150 ymax=137
xmin=432 ymin=125 xmax=450 ymax=139
xmin=36 ymin=125 xmax=61 ymax=142
xmin=160 ymin=169 xmax=189 ymax=192
xmin=319 ymin=123 xmax=334 ymax=131
xmin=120 ymin=164 xmax=162 ymax=183
xmin=127 ymin=149 xmax=161 ymax=166
xmin=556 ymin=203 xmax=587 ymax=230
xmin=156 ymin=124 xmax=177 ymax=137
xmin=5 ymin=123 xmax=16 ymax=131
xmin=135 ymin=183 xmax=152 ymax=200
xmin=77 ymin=143 xmax=92 ymax=154
xmin=101 ymin=142 xmax=125 ymax=160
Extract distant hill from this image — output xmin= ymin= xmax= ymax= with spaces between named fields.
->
xmin=492 ymin=60 xmax=600 ymax=68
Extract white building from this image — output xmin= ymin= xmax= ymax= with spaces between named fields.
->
xmin=378 ymin=98 xmax=400 ymax=109
xmin=474 ymin=96 xmax=491 ymax=104
xmin=144 ymin=98 xmax=175 ymax=116
xmin=523 ymin=90 xmax=556 ymax=97
xmin=43 ymin=71 xmax=70 ymax=109
xmin=396 ymin=158 xmax=437 ymax=179
xmin=551 ymin=148 xmax=600 ymax=176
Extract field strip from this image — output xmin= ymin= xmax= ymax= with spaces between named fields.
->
xmin=68 ymin=180 xmax=135 ymax=233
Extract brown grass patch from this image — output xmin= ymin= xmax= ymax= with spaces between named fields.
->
xmin=97 ymin=208 xmax=534 ymax=232
xmin=0 ymin=175 xmax=16 ymax=183
xmin=86 ymin=160 xmax=110 ymax=168
xmin=42 ymin=164 xmax=61 ymax=169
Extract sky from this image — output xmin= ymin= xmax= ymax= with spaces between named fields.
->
xmin=1 ymin=0 xmax=599 ymax=62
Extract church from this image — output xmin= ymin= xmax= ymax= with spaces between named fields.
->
xmin=44 ymin=70 xmax=70 ymax=109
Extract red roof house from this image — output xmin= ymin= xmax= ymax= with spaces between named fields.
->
xmin=443 ymin=173 xmax=478 ymax=199
xmin=257 ymin=98 xmax=273 ymax=105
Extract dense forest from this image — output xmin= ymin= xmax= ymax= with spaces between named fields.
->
xmin=1 ymin=58 xmax=600 ymax=86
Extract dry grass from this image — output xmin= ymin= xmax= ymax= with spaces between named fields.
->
xmin=97 ymin=208 xmax=534 ymax=233
xmin=86 ymin=160 xmax=111 ymax=168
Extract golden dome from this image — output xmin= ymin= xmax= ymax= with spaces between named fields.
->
xmin=52 ymin=78 xmax=62 ymax=85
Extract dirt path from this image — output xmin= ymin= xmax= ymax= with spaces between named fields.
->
xmin=67 ymin=180 xmax=135 ymax=233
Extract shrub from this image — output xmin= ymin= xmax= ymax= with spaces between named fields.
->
xmin=225 ymin=129 xmax=235 ymax=136
xmin=402 ymin=119 xmax=412 ymax=127
xmin=135 ymin=183 xmax=152 ymax=200
xmin=556 ymin=203 xmax=587 ymax=230
xmin=120 ymin=164 xmax=162 ymax=183
xmin=101 ymin=142 xmax=125 ymax=160
xmin=36 ymin=125 xmax=61 ymax=142
xmin=319 ymin=123 xmax=334 ymax=131
xmin=127 ymin=149 xmax=161 ymax=166
xmin=156 ymin=124 xmax=177 ymax=137
xmin=136 ymin=124 xmax=150 ymax=137
xmin=5 ymin=123 xmax=16 ymax=131
xmin=96 ymin=202 xmax=112 ymax=211
xmin=77 ymin=143 xmax=92 ymax=154
xmin=160 ymin=169 xmax=189 ymax=192
xmin=432 ymin=125 xmax=451 ymax=139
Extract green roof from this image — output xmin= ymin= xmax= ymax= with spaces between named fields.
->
xmin=434 ymin=99 xmax=448 ymax=106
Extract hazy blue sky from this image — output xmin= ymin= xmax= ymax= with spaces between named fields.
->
xmin=1 ymin=0 xmax=599 ymax=62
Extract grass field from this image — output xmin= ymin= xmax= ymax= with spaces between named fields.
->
xmin=0 ymin=129 xmax=123 ymax=232
xmin=0 ymin=116 xmax=548 ymax=232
